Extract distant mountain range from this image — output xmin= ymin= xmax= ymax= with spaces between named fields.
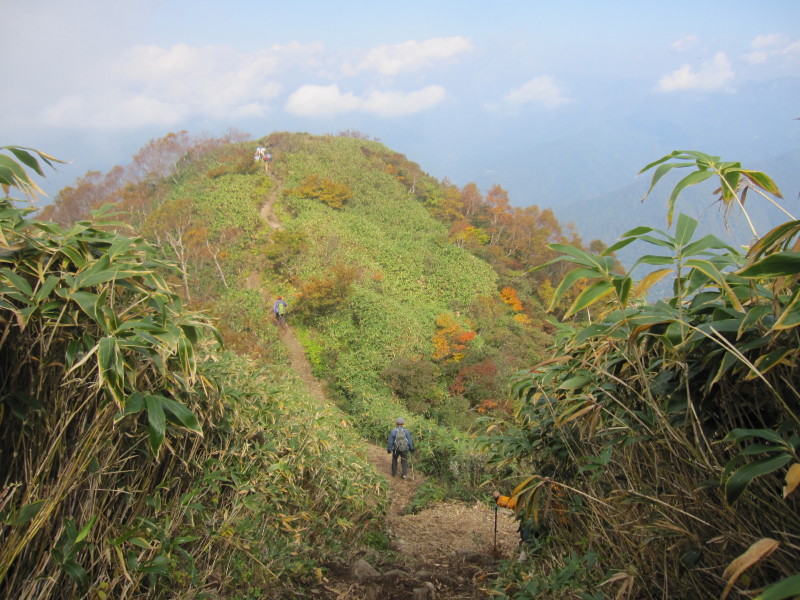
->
xmin=545 ymin=147 xmax=799 ymax=301
xmin=557 ymin=147 xmax=800 ymax=262
xmin=443 ymin=121 xmax=799 ymax=299
xmin=443 ymin=117 xmax=799 ymax=268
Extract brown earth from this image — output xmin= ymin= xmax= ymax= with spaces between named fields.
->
xmin=253 ymin=175 xmax=520 ymax=599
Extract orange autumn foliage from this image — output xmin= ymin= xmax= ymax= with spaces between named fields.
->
xmin=457 ymin=331 xmax=476 ymax=344
xmin=500 ymin=286 xmax=524 ymax=312
xmin=431 ymin=313 xmax=475 ymax=362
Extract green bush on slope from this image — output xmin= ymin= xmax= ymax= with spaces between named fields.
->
xmin=141 ymin=168 xmax=271 ymax=304
xmin=0 ymin=147 xmax=387 ymax=599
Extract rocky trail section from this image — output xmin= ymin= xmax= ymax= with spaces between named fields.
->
xmin=254 ymin=175 xmax=519 ymax=599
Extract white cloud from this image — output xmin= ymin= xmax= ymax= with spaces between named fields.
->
xmin=36 ymin=42 xmax=316 ymax=129
xmin=28 ymin=35 xmax=455 ymax=129
xmin=356 ymin=36 xmax=473 ymax=76
xmin=502 ymin=76 xmax=571 ymax=110
xmin=284 ymin=84 xmax=362 ymax=117
xmin=744 ymin=34 xmax=800 ymax=64
xmin=285 ymin=84 xmax=446 ymax=117
xmin=656 ymin=52 xmax=735 ymax=92
xmin=671 ymin=35 xmax=699 ymax=52
xmin=41 ymin=92 xmax=184 ymax=129
xmin=362 ymin=86 xmax=446 ymax=116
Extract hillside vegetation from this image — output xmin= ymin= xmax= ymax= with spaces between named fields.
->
xmin=2 ymin=133 xmax=568 ymax=598
xmin=3 ymin=136 xmax=797 ymax=600
xmin=484 ymin=152 xmax=800 ymax=598
xmin=38 ymin=131 xmax=570 ymax=481
xmin=0 ymin=145 xmax=395 ymax=599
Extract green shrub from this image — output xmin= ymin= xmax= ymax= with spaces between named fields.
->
xmin=0 ymin=147 xmax=388 ymax=599
xmin=487 ymin=152 xmax=800 ymax=598
xmin=0 ymin=191 xmax=230 ymax=597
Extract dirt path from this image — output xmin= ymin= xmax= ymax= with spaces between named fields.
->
xmin=254 ymin=173 xmax=519 ymax=598
xmin=280 ymin=321 xmax=519 ymax=598
xmin=260 ymin=178 xmax=283 ymax=230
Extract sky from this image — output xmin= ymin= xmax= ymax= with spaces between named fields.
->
xmin=3 ymin=0 xmax=799 ymax=211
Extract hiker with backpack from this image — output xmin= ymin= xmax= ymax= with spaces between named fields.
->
xmin=387 ymin=417 xmax=414 ymax=479
xmin=273 ymin=296 xmax=288 ymax=330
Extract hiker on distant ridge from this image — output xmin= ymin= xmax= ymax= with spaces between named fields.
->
xmin=273 ymin=296 xmax=288 ymax=330
xmin=387 ymin=417 xmax=414 ymax=479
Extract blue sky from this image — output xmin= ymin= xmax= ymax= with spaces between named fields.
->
xmin=3 ymin=0 xmax=799 ymax=208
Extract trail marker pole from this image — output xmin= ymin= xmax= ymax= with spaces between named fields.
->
xmin=494 ymin=504 xmax=498 ymax=554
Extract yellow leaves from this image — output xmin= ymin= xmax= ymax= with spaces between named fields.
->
xmin=633 ymin=268 xmax=673 ymax=299
xmin=431 ymin=312 xmax=475 ymax=362
xmin=720 ymin=538 xmax=780 ymax=600
xmin=500 ymin=286 xmax=535 ymax=326
xmin=511 ymin=475 xmax=542 ymax=504
xmin=449 ymin=223 xmax=489 ymax=248
xmin=287 ymin=174 xmax=353 ymax=209
xmin=555 ymin=400 xmax=598 ymax=427
xmin=510 ymin=475 xmax=549 ymax=524
xmin=475 ymin=398 xmax=500 ymax=414
xmin=431 ymin=333 xmax=452 ymax=361
xmin=0 ymin=146 xmax=64 ymax=202
xmin=279 ymin=513 xmax=304 ymax=532
xmin=434 ymin=313 xmax=457 ymax=329
xmin=536 ymin=278 xmax=555 ymax=309
xmin=783 ymin=463 xmax=800 ymax=498
xmin=220 ymin=525 xmax=236 ymax=538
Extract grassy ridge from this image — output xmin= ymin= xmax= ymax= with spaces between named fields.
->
xmin=0 ymin=133 xmax=549 ymax=598
xmin=268 ymin=134 xmax=500 ymax=473
xmin=0 ymin=148 xmax=389 ymax=599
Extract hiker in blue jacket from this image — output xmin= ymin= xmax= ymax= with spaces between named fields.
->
xmin=273 ymin=296 xmax=288 ymax=330
xmin=387 ymin=417 xmax=414 ymax=479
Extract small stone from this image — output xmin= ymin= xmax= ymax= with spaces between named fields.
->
xmin=350 ymin=559 xmax=379 ymax=582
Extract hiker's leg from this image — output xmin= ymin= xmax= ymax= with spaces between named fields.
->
xmin=391 ymin=452 xmax=398 ymax=476
xmin=400 ymin=451 xmax=408 ymax=477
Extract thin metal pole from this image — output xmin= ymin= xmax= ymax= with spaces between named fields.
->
xmin=493 ymin=505 xmax=498 ymax=554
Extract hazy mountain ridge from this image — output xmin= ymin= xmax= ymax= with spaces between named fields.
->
xmin=557 ymin=147 xmax=800 ymax=271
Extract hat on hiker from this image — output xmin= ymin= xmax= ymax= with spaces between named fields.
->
xmin=396 ymin=417 xmax=404 ymax=425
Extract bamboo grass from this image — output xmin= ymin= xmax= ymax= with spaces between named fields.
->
xmin=490 ymin=190 xmax=800 ymax=596
xmin=0 ymin=193 xmax=385 ymax=598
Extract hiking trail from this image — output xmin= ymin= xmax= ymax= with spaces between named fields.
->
xmin=250 ymin=175 xmax=519 ymax=599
